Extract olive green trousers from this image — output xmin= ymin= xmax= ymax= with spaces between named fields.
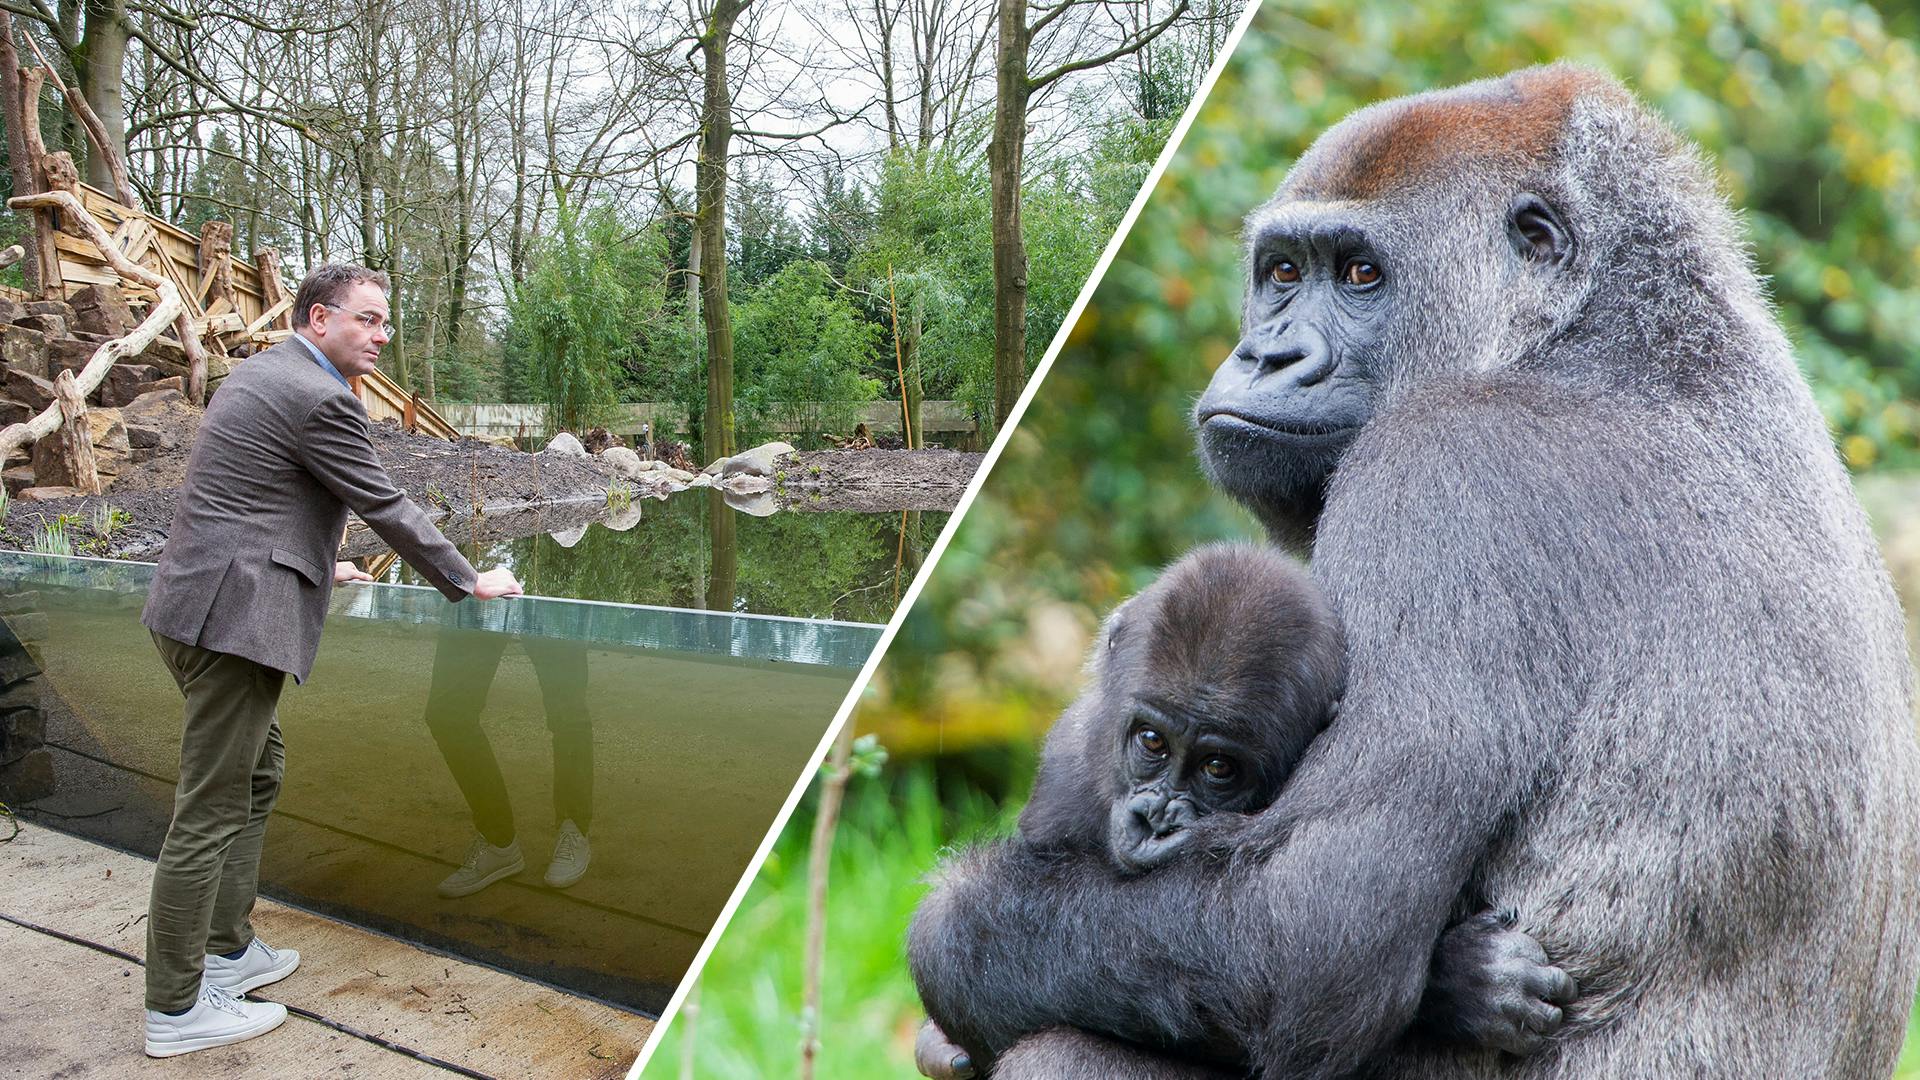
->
xmin=145 ymin=631 xmax=287 ymax=1013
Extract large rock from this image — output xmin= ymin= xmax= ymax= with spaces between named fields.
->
xmin=101 ymin=363 xmax=160 ymax=407
xmin=125 ymin=423 xmax=163 ymax=450
xmin=16 ymin=485 xmax=87 ymax=501
xmin=68 ymin=283 xmax=135 ymax=337
xmin=702 ymin=440 xmax=796 ymax=478
xmin=1 ymin=466 xmax=34 ymax=496
xmin=0 ymin=297 xmax=25 ymax=326
xmin=1 ymin=324 xmax=47 ymax=377
xmin=601 ymin=446 xmax=645 ymax=479
xmin=4 ymin=369 xmax=55 ymax=412
xmin=135 ymin=375 xmax=185 ymax=399
xmin=0 ymin=400 xmax=32 ymax=427
xmin=47 ymin=336 xmax=99 ymax=377
xmin=12 ymin=313 xmax=66 ymax=338
xmin=135 ymin=336 xmax=189 ymax=376
xmin=23 ymin=301 xmax=72 ymax=319
xmin=30 ymin=407 xmax=129 ymax=488
xmin=85 ymin=407 xmax=130 ymax=453
xmin=543 ymin=431 xmax=587 ymax=457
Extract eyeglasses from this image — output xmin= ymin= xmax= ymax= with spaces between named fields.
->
xmin=324 ymin=303 xmax=395 ymax=335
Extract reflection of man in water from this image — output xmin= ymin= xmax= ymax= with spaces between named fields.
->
xmin=137 ymin=264 xmax=524 ymax=1057
xmin=425 ymin=621 xmax=593 ymax=897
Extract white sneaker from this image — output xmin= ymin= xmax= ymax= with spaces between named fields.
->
xmin=437 ymin=835 xmax=524 ymax=898
xmin=544 ymin=820 xmax=591 ymax=888
xmin=203 ymin=938 xmax=300 ymax=994
xmin=144 ymin=980 xmax=287 ymax=1057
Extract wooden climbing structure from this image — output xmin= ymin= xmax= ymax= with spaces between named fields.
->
xmin=22 ymin=181 xmax=455 ymax=440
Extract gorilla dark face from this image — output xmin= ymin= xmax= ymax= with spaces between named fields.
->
xmin=1092 ymin=544 xmax=1344 ymax=875
xmin=1106 ymin=695 xmax=1281 ymax=873
xmin=1193 ymin=213 xmax=1388 ymax=543
xmin=1194 ymin=193 xmax=1576 ymax=548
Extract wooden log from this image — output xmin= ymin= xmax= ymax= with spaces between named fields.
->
xmin=17 ymin=30 xmax=139 ymax=209
xmin=198 ymin=221 xmax=235 ymax=312
xmin=16 ymin=67 xmax=60 ymax=295
xmin=254 ymin=248 xmax=292 ymax=329
xmin=49 ymin=369 xmax=101 ymax=495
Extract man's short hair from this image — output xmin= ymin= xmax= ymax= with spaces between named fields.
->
xmin=291 ymin=263 xmax=391 ymax=328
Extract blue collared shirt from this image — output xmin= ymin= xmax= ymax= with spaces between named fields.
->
xmin=292 ymin=332 xmax=352 ymax=390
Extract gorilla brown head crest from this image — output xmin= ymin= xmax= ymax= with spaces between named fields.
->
xmin=1198 ymin=65 xmax=1774 ymax=550
xmin=1283 ymin=65 xmax=1631 ymax=202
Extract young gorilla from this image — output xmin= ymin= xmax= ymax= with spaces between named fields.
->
xmin=1019 ymin=543 xmax=1344 ymax=873
xmin=913 ymin=544 xmax=1577 ymax=1077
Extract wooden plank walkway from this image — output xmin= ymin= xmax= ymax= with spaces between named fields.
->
xmin=0 ymin=824 xmax=650 ymax=1078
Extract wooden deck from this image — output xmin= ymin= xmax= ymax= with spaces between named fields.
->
xmin=0 ymin=824 xmax=651 ymax=1078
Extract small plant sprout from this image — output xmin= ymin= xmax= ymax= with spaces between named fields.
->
xmin=90 ymin=502 xmax=130 ymax=536
xmin=31 ymin=518 xmax=72 ymax=557
xmin=605 ymin=480 xmax=635 ymax=512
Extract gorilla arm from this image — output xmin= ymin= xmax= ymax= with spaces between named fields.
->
xmin=909 ymin=417 xmax=1577 ymax=1079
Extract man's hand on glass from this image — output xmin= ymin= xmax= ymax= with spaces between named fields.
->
xmin=333 ymin=561 xmax=375 ymax=586
xmin=472 ymin=567 xmax=524 ymax=600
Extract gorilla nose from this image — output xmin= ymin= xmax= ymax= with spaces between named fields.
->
xmin=1239 ymin=329 xmax=1333 ymax=387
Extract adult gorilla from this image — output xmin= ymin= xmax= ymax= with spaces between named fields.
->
xmin=910 ymin=65 xmax=1920 ymax=1078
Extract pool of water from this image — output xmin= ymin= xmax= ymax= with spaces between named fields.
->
xmin=0 ymin=551 xmax=883 ymax=1014
xmin=377 ymin=490 xmax=947 ymax=623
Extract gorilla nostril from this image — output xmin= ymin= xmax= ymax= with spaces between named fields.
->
xmin=1260 ymin=348 xmax=1308 ymax=373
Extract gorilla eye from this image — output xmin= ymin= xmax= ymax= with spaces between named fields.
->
xmin=1203 ymin=757 xmax=1237 ymax=781
xmin=1269 ymin=260 xmax=1300 ymax=285
xmin=1136 ymin=728 xmax=1167 ymax=756
xmin=1343 ymin=261 xmax=1381 ymax=287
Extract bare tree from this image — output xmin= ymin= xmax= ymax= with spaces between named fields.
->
xmin=988 ymin=0 xmax=1187 ymax=427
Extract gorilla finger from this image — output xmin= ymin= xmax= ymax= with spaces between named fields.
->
xmin=914 ymin=1020 xmax=976 ymax=1079
xmin=1497 ymin=930 xmax=1550 ymax=967
xmin=1492 ymin=1024 xmax=1548 ymax=1058
xmin=1525 ymin=963 xmax=1579 ymax=1005
xmin=1521 ymin=1000 xmax=1564 ymax=1036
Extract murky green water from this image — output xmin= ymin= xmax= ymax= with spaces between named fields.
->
xmin=0 ymin=552 xmax=883 ymax=1014
xmin=379 ymin=491 xmax=947 ymax=623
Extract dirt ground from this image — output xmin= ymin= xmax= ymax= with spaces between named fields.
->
xmin=0 ymin=399 xmax=985 ymax=560
xmin=778 ymin=448 xmax=985 ymax=512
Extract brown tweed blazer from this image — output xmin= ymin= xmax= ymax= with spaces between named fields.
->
xmin=140 ymin=339 xmax=475 ymax=682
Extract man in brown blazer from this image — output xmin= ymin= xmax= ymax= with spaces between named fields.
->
xmin=138 ymin=264 xmax=523 ymax=1056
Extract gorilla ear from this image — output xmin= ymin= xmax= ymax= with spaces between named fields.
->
xmin=1507 ymin=194 xmax=1575 ymax=267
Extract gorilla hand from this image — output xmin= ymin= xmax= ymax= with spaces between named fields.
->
xmin=1417 ymin=910 xmax=1578 ymax=1056
xmin=915 ymin=1019 xmax=977 ymax=1079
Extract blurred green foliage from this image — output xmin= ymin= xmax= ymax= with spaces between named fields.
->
xmin=871 ymin=0 xmax=1920 ymax=736
xmin=645 ymin=765 xmax=1016 ymax=1078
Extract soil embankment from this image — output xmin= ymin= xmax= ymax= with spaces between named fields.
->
xmin=1 ymin=389 xmax=984 ymax=560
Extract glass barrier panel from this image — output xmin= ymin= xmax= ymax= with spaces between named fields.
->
xmin=0 ymin=552 xmax=882 ymax=1014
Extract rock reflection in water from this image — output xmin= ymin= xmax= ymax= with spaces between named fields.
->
xmin=374 ymin=493 xmax=946 ymax=622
